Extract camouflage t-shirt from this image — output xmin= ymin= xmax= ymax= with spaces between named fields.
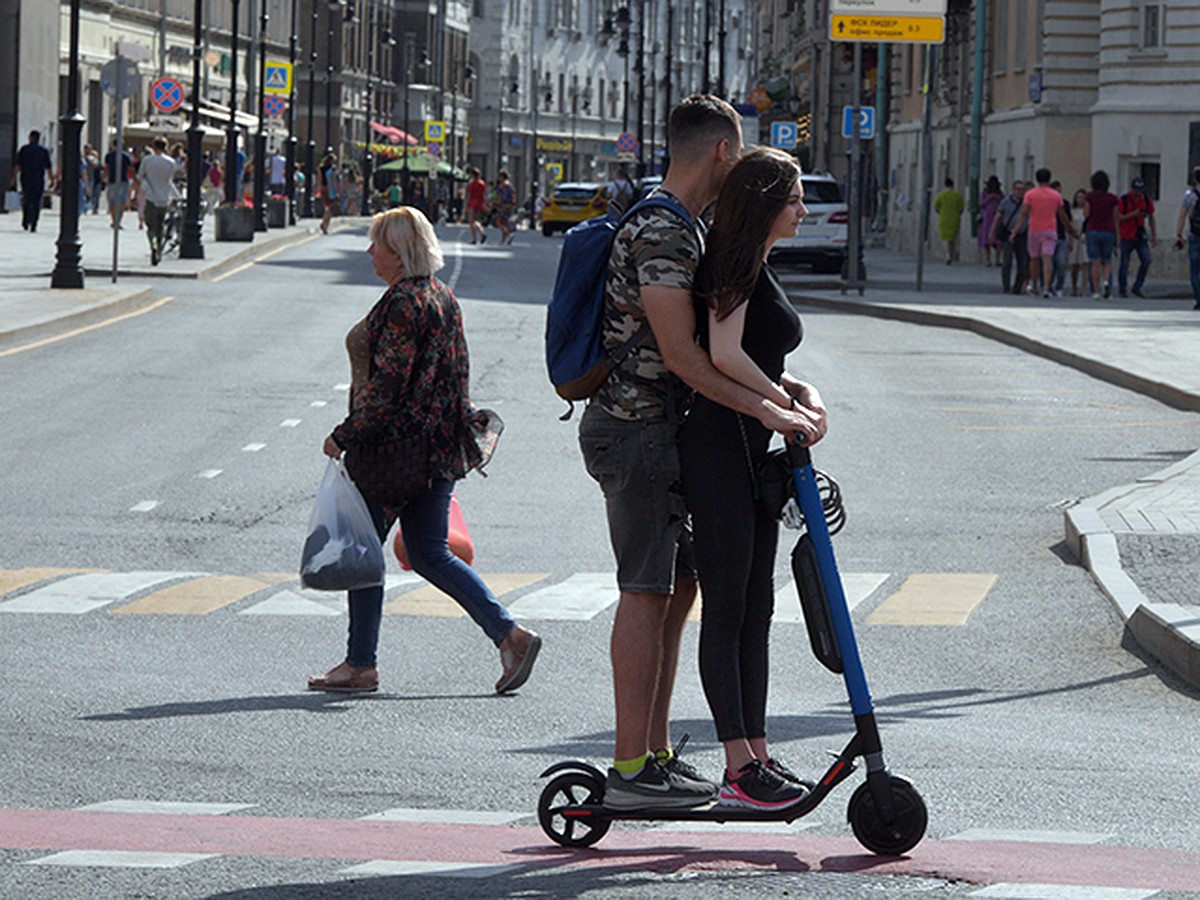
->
xmin=593 ymin=190 xmax=702 ymax=421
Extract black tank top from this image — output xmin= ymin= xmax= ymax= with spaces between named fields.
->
xmin=697 ymin=263 xmax=802 ymax=382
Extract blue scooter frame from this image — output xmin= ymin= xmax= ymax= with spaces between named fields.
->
xmin=536 ymin=442 xmax=928 ymax=856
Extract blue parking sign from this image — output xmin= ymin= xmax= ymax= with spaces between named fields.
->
xmin=841 ymin=106 xmax=876 ymax=140
xmin=771 ymin=121 xmax=798 ymax=149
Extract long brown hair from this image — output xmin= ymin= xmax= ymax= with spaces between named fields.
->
xmin=694 ymin=148 xmax=801 ymax=321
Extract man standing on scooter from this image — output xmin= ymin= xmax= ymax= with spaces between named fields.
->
xmin=578 ymin=95 xmax=813 ymax=810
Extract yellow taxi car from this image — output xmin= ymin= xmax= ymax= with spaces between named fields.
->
xmin=541 ymin=182 xmax=608 ymax=236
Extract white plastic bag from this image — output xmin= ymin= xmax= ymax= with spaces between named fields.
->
xmin=300 ymin=459 xmax=385 ymax=591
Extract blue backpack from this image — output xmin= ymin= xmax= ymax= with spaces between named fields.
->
xmin=544 ymin=194 xmax=695 ymax=416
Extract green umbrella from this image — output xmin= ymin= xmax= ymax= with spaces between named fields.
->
xmin=377 ymin=154 xmax=467 ymax=180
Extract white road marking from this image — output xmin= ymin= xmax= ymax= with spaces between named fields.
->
xmin=333 ymin=383 xmax=350 ymax=392
xmin=242 ymin=442 xmax=266 ymax=452
xmin=280 ymin=418 xmax=301 ymax=428
xmin=129 ymin=500 xmax=159 ymax=513
xmin=196 ymin=469 xmax=223 ymax=479
xmin=360 ymin=807 xmax=527 ymax=826
xmin=774 ymin=572 xmax=890 ymax=623
xmin=74 ymin=800 xmax=254 ymax=816
xmin=969 ymin=885 xmax=1158 ymax=899
xmin=24 ymin=850 xmax=216 ymax=868
xmin=340 ymin=860 xmax=521 ymax=878
xmin=505 ymin=573 xmax=618 ymax=620
xmin=946 ymin=828 xmax=1113 ymax=844
xmin=238 ymin=590 xmax=342 ymax=616
xmin=310 ymin=400 xmax=328 ymax=408
xmin=0 ymin=572 xmax=199 ymax=614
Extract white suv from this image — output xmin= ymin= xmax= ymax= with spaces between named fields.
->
xmin=768 ymin=173 xmax=848 ymax=274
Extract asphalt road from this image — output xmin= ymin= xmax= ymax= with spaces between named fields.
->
xmin=1 ymin=223 xmax=1198 ymax=899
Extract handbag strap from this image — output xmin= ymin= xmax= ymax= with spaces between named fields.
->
xmin=735 ymin=413 xmax=759 ymax=499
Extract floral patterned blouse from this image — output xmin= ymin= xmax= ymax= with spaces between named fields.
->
xmin=331 ymin=275 xmax=500 ymax=482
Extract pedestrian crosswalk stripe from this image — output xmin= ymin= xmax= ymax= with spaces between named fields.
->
xmin=110 ymin=574 xmax=291 ymax=615
xmin=866 ymin=573 xmax=998 ymax=626
xmin=24 ymin=850 xmax=217 ymax=869
xmin=774 ymin=572 xmax=890 ymax=623
xmin=0 ymin=571 xmax=201 ymax=614
xmin=0 ymin=567 xmax=100 ymax=596
xmin=74 ymin=800 xmax=255 ymax=816
xmin=386 ymin=572 xmax=549 ymax=617
xmin=506 ymin=573 xmax=617 ymax=620
xmin=968 ymin=885 xmax=1157 ymax=899
xmin=0 ymin=569 xmax=999 ymax=625
xmin=239 ymin=589 xmax=342 ymax=616
xmin=360 ymin=807 xmax=527 ymax=825
xmin=340 ymin=860 xmax=521 ymax=878
xmin=947 ymin=828 xmax=1113 ymax=845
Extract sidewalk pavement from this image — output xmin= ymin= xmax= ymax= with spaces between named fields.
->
xmin=1 ymin=211 xmax=1197 ymax=689
xmin=778 ymin=249 xmax=1200 ymax=690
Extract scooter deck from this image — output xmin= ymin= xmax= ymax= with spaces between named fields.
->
xmin=561 ymin=796 xmax=819 ymax=825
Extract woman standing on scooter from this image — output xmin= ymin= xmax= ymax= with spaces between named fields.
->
xmin=679 ymin=148 xmax=827 ymax=812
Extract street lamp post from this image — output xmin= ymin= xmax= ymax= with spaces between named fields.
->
xmin=225 ymin=0 xmax=241 ymax=206
xmin=324 ymin=2 xmax=337 ymax=155
xmin=401 ymin=37 xmax=429 ymax=203
xmin=253 ymin=0 xmax=269 ymax=232
xmin=285 ymin=0 xmax=299 ymax=225
xmin=180 ymin=0 xmax=206 ymax=258
xmin=51 ymin=0 xmax=85 ymax=288
xmin=303 ymin=4 xmax=318 ymax=217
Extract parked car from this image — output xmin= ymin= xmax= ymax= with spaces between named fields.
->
xmin=542 ymin=182 xmax=608 ymax=236
xmin=768 ymin=172 xmax=848 ymax=274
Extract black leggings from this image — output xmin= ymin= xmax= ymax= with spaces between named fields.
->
xmin=679 ymin=400 xmax=779 ymax=743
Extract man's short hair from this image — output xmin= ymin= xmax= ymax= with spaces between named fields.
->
xmin=1035 ymin=167 xmax=1052 ymax=184
xmin=667 ymin=95 xmax=741 ymax=163
xmin=1193 ymin=166 xmax=1200 ymax=184
xmin=153 ymin=137 xmax=168 ymax=151
xmin=29 ymin=130 xmax=40 ymax=142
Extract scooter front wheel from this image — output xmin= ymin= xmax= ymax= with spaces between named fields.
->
xmin=538 ymin=771 xmax=610 ymax=848
xmin=847 ymin=775 xmax=927 ymax=856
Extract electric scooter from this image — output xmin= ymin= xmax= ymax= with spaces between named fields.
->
xmin=536 ymin=441 xmax=928 ymax=856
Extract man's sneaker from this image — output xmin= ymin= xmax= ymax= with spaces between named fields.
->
xmin=1132 ymin=288 xmax=1145 ymax=298
xmin=660 ymin=753 xmax=719 ymax=798
xmin=718 ymin=760 xmax=809 ymax=811
xmin=603 ymin=759 xmax=714 ymax=810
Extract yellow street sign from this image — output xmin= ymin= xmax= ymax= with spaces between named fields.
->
xmin=830 ymin=14 xmax=944 ymax=43
xmin=424 ymin=120 xmax=445 ymax=143
xmin=263 ymin=60 xmax=293 ymax=94
xmin=546 ymin=162 xmax=563 ymax=182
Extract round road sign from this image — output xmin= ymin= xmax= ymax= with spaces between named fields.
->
xmin=150 ymin=76 xmax=185 ymax=113
xmin=263 ymin=95 xmax=286 ymax=118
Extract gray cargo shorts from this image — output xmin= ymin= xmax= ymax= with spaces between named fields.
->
xmin=579 ymin=403 xmax=696 ymax=595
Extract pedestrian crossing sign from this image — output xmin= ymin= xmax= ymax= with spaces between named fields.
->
xmin=263 ymin=61 xmax=292 ymax=95
xmin=424 ymin=121 xmax=445 ymax=143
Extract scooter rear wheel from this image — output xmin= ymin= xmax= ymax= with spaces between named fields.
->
xmin=847 ymin=775 xmax=927 ymax=856
xmin=538 ymin=771 xmax=610 ymax=848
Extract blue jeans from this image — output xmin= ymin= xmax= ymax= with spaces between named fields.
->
xmin=1118 ymin=235 xmax=1151 ymax=294
xmin=1051 ymin=238 xmax=1069 ymax=293
xmin=1189 ymin=236 xmax=1200 ymax=305
xmin=345 ymin=479 xmax=516 ymax=667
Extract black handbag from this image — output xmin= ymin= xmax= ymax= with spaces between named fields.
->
xmin=737 ymin=415 xmax=794 ymax=520
xmin=344 ymin=431 xmax=431 ymax=507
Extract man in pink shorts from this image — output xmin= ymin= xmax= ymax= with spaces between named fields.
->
xmin=1011 ymin=168 xmax=1076 ymax=298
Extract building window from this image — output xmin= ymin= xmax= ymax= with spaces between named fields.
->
xmin=1142 ymin=3 xmax=1165 ymax=49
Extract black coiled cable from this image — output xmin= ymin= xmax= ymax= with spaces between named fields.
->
xmin=814 ymin=469 xmax=846 ymax=535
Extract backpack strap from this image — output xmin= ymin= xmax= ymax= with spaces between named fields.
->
xmin=602 ymin=192 xmax=701 ymax=370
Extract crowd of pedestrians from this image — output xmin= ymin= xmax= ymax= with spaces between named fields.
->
xmin=966 ymin=165 xmax=1200 ymax=303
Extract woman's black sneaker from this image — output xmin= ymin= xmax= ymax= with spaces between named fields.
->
xmin=766 ymin=757 xmax=816 ymax=791
xmin=718 ymin=759 xmax=809 ymax=811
